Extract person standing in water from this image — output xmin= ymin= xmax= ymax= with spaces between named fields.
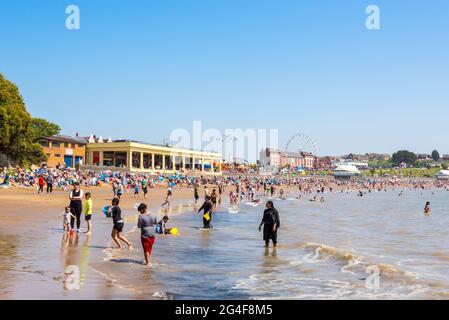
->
xmin=107 ymin=197 xmax=133 ymax=250
xmin=424 ymin=201 xmax=432 ymax=216
xmin=198 ymin=196 xmax=213 ymax=229
xmin=84 ymin=192 xmax=93 ymax=234
xmin=194 ymin=183 xmax=200 ymax=206
xmin=259 ymin=201 xmax=280 ymax=248
xmin=137 ymin=203 xmax=157 ymax=266
xmin=69 ymin=182 xmax=84 ymax=233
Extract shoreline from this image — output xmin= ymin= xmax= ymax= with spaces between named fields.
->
xmin=0 ymin=184 xmax=197 ymax=299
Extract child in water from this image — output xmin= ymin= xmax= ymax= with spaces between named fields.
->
xmin=84 ymin=192 xmax=93 ymax=234
xmin=107 ymin=198 xmax=133 ymax=250
xmin=60 ymin=206 xmax=76 ymax=233
xmin=156 ymin=215 xmax=172 ymax=235
xmin=137 ymin=203 xmax=157 ymax=266
xmin=424 ymin=201 xmax=432 ymax=216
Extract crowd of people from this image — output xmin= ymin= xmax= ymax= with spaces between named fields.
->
xmin=2 ymin=163 xmax=448 ymax=265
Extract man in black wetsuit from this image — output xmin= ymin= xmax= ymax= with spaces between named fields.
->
xmin=259 ymin=200 xmax=280 ymax=248
xmin=198 ymin=196 xmax=213 ymax=229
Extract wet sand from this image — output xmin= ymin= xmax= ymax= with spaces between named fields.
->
xmin=0 ymin=185 xmax=196 ymax=299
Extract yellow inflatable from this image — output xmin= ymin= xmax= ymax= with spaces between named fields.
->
xmin=170 ymin=227 xmax=179 ymax=235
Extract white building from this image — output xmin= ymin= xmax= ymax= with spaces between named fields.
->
xmin=435 ymin=170 xmax=449 ymax=180
xmin=333 ymin=165 xmax=361 ymax=178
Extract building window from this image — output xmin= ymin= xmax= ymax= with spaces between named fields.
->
xmin=154 ymin=154 xmax=163 ymax=170
xmin=40 ymin=140 xmax=50 ymax=147
xmin=164 ymin=155 xmax=173 ymax=170
xmin=185 ymin=157 xmax=193 ymax=170
xmin=93 ymin=151 xmax=100 ymax=166
xmin=55 ymin=154 xmax=61 ymax=158
xmin=143 ymin=154 xmax=152 ymax=169
xmin=174 ymin=156 xmax=182 ymax=170
xmin=194 ymin=158 xmax=202 ymax=170
xmin=132 ymin=152 xmax=141 ymax=168
xmin=114 ymin=152 xmax=127 ymax=167
xmin=103 ymin=151 xmax=114 ymax=166
xmin=51 ymin=141 xmax=60 ymax=148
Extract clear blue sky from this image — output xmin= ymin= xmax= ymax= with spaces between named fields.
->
xmin=1 ymin=0 xmax=448 ymax=157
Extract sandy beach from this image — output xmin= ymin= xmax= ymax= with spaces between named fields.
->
xmin=0 ymin=184 xmax=196 ymax=299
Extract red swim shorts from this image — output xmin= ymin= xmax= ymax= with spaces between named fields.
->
xmin=141 ymin=237 xmax=155 ymax=254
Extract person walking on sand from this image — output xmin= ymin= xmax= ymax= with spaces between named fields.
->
xmin=69 ymin=182 xmax=84 ymax=233
xmin=259 ymin=201 xmax=280 ymax=248
xmin=107 ymin=197 xmax=133 ymax=250
xmin=38 ymin=175 xmax=45 ymax=194
xmin=137 ymin=203 xmax=157 ymax=266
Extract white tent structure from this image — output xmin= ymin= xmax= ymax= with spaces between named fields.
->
xmin=333 ymin=165 xmax=360 ymax=178
xmin=435 ymin=170 xmax=449 ymax=180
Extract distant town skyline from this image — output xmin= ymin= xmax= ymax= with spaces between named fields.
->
xmin=1 ymin=0 xmax=448 ymax=157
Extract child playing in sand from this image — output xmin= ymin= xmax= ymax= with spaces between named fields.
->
xmin=60 ymin=206 xmax=76 ymax=233
xmin=107 ymin=198 xmax=133 ymax=250
xmin=84 ymin=192 xmax=93 ymax=234
xmin=137 ymin=203 xmax=157 ymax=266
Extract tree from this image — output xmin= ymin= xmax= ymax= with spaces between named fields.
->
xmin=31 ymin=118 xmax=60 ymax=142
xmin=431 ymin=150 xmax=440 ymax=161
xmin=391 ymin=150 xmax=417 ymax=167
xmin=0 ymin=74 xmax=57 ymax=165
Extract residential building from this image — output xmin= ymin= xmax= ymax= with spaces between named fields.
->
xmin=39 ymin=134 xmax=87 ymax=168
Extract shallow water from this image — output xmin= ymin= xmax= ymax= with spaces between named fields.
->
xmin=102 ymin=188 xmax=449 ymax=300
xmin=2 ymin=188 xmax=449 ymax=299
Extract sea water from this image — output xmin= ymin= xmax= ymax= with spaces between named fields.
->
xmin=101 ymin=188 xmax=449 ymax=299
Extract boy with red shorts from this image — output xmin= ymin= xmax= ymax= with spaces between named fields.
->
xmin=137 ymin=203 xmax=157 ymax=266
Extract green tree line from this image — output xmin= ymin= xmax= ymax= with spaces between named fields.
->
xmin=0 ymin=73 xmax=60 ymax=166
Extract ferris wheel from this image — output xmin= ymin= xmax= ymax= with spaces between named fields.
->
xmin=285 ymin=133 xmax=317 ymax=155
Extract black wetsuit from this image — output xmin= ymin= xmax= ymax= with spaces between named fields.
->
xmin=198 ymin=200 xmax=213 ymax=228
xmin=262 ymin=207 xmax=280 ymax=245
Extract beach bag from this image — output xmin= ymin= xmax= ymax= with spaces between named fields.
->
xmin=203 ymin=211 xmax=211 ymax=221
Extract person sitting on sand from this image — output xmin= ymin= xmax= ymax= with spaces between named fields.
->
xmin=137 ymin=203 xmax=157 ymax=266
xmin=107 ymin=198 xmax=133 ymax=250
